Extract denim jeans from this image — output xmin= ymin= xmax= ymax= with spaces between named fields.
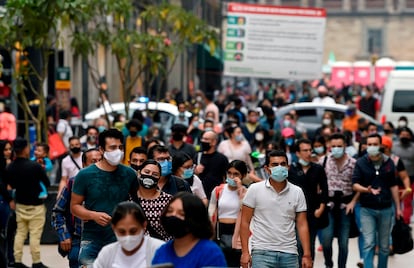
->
xmin=68 ymin=237 xmax=80 ymax=268
xmin=354 ymin=203 xmax=364 ymax=260
xmin=360 ymin=206 xmax=393 ymax=268
xmin=320 ymin=208 xmax=351 ymax=268
xmin=78 ymin=239 xmax=105 ymax=267
xmin=251 ymin=249 xmax=298 ymax=268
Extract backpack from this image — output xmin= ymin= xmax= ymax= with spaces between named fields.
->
xmin=392 ymin=218 xmax=414 ymax=254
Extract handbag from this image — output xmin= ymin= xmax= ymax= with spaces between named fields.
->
xmin=392 ymin=218 xmax=413 ymax=254
xmin=48 ymin=131 xmax=67 ymax=160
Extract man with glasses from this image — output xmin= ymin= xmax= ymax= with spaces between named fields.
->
xmin=240 ymin=150 xmax=312 ymax=268
xmin=148 ymin=145 xmax=192 ymax=195
xmin=71 ymin=129 xmax=138 ymax=267
xmin=288 ymin=138 xmax=328 ymax=264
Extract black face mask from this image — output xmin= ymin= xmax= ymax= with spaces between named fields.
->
xmin=201 ymin=142 xmax=211 ymax=152
xmin=400 ymin=137 xmax=411 ymax=145
xmin=172 ymin=133 xmax=184 ymax=141
xmin=130 ymin=131 xmax=138 ymax=137
xmin=130 ymin=164 xmax=141 ymax=171
xmin=384 ymin=129 xmax=393 ymax=135
xmin=160 ymin=215 xmax=190 ymax=238
xmin=138 ymin=174 xmax=158 ymax=189
xmin=70 ymin=147 xmax=81 ymax=154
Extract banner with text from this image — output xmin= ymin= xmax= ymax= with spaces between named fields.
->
xmin=223 ymin=3 xmax=326 ymax=80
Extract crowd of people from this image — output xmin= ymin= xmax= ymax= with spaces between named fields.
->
xmin=0 ymin=80 xmax=412 ymax=268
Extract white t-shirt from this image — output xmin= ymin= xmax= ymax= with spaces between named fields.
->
xmin=218 ymin=185 xmax=240 ymax=219
xmin=61 ymin=154 xmax=82 ymax=179
xmin=56 ymin=119 xmax=73 ymax=149
xmin=243 ymin=180 xmax=307 ymax=254
xmin=112 ymin=239 xmax=147 ymax=268
xmin=191 ymin=175 xmax=207 ymax=200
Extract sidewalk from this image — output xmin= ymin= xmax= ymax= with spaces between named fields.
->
xmin=20 ymin=226 xmax=414 ymax=267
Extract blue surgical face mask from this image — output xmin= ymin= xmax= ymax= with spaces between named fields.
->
xmin=182 ymin=168 xmax=194 ymax=179
xmin=367 ymin=146 xmax=380 ymax=157
xmin=98 ymin=126 xmax=106 ymax=133
xmin=298 ymin=158 xmax=310 ymax=167
xmin=285 ymin=138 xmax=294 ymax=147
xmin=160 ymin=160 xmax=172 ymax=176
xmin=283 ymin=120 xmax=291 ymax=128
xmin=226 ymin=177 xmax=237 ymax=187
xmin=192 ymin=121 xmax=199 ymax=128
xmin=235 ymin=135 xmax=243 ymax=142
xmin=331 ymin=147 xmax=344 ymax=159
xmin=314 ymin=146 xmax=325 ymax=155
xmin=270 ymin=166 xmax=288 ymax=182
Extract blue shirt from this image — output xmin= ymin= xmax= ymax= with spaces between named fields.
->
xmin=152 ymin=239 xmax=227 ymax=268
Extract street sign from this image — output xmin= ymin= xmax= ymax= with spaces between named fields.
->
xmin=223 ymin=3 xmax=326 ymax=80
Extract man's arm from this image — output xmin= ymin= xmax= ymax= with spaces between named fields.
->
xmin=51 ymin=185 xmax=72 ymax=251
xmin=70 ymin=192 xmax=111 ymax=226
xmin=391 ymin=185 xmax=402 ymax=218
xmin=296 ymin=211 xmax=312 ymax=268
xmin=240 ymin=205 xmax=254 ymax=268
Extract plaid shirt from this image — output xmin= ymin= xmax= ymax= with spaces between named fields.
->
xmin=51 ymin=177 xmax=82 ymax=241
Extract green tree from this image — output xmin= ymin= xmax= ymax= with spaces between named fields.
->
xmin=69 ymin=1 xmax=218 ymax=120
xmin=0 ymin=0 xmax=72 ymax=141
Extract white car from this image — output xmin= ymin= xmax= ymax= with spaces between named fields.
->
xmin=85 ymin=101 xmax=192 ymax=141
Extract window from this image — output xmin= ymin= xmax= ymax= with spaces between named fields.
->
xmin=367 ymin=29 xmax=383 ymax=54
xmin=295 ymin=109 xmax=319 ymax=124
xmin=392 ymin=90 xmax=414 ymax=112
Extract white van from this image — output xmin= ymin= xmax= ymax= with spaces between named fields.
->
xmin=379 ymin=70 xmax=414 ymax=129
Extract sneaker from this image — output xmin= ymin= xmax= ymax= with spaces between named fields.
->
xmin=32 ymin=263 xmax=48 ymax=268
xmin=357 ymin=261 xmax=364 ymax=268
xmin=14 ymin=263 xmax=29 ymax=268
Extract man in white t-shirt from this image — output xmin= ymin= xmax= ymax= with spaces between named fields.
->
xmin=240 ymin=150 xmax=312 ymax=268
xmin=58 ymin=136 xmax=83 ymax=195
xmin=57 ymin=110 xmax=73 ymax=150
xmin=312 ymin=85 xmax=335 ymax=105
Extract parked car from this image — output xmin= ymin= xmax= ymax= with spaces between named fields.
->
xmin=84 ymin=101 xmax=192 ymax=142
xmin=275 ymin=102 xmax=382 ymax=139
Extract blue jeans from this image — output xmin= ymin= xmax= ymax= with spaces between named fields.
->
xmin=360 ymin=206 xmax=393 ymax=268
xmin=78 ymin=239 xmax=105 ymax=267
xmin=68 ymin=237 xmax=80 ymax=268
xmin=320 ymin=208 xmax=351 ymax=268
xmin=354 ymin=203 xmax=364 ymax=260
xmin=251 ymin=249 xmax=298 ymax=268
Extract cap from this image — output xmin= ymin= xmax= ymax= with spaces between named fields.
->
xmin=381 ymin=135 xmax=393 ymax=149
xmin=282 ymin=127 xmax=295 ymax=138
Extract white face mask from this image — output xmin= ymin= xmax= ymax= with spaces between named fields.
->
xmin=104 ymin=149 xmax=124 ymax=166
xmin=322 ymin=118 xmax=331 ymax=126
xmin=116 ymin=231 xmax=144 ymax=251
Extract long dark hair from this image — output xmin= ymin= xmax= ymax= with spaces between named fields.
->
xmin=0 ymin=140 xmax=11 ymax=179
xmin=162 ymin=192 xmax=213 ymax=239
xmin=111 ymin=201 xmax=147 ymax=226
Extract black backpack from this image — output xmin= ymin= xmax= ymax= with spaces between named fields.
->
xmin=392 ymin=218 xmax=413 ymax=254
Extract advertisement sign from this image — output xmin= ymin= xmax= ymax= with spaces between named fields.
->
xmin=330 ymin=62 xmax=352 ymax=89
xmin=375 ymin=66 xmax=394 ymax=89
xmin=223 ymin=3 xmax=326 ymax=80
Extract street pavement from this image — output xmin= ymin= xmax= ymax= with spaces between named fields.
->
xmin=21 ymin=224 xmax=414 ymax=267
